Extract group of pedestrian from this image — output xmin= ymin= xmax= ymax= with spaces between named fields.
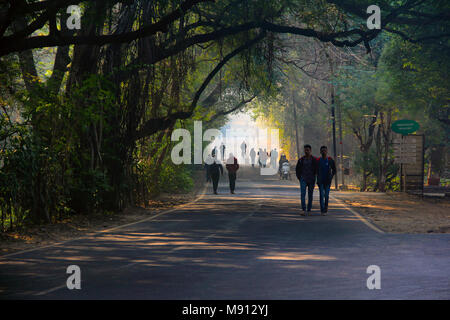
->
xmin=211 ymin=141 xmax=248 ymax=162
xmin=257 ymin=148 xmax=267 ymax=167
xmin=205 ymin=142 xmax=336 ymax=217
xmin=211 ymin=141 xmax=278 ymax=169
xmin=204 ymin=153 xmax=239 ymax=194
xmin=253 ymin=148 xmax=278 ymax=168
xmin=295 ymin=144 xmax=336 ymax=215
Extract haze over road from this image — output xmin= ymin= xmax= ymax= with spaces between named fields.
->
xmin=1 ymin=166 xmax=449 ymax=299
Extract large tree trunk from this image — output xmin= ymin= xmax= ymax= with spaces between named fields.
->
xmin=375 ymin=125 xmax=382 ymax=192
xmin=379 ymin=110 xmax=393 ymax=192
xmin=427 ymin=145 xmax=444 ymax=185
xmin=351 ymin=110 xmax=378 ymax=191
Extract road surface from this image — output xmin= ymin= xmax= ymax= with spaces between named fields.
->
xmin=1 ymin=166 xmax=449 ymax=299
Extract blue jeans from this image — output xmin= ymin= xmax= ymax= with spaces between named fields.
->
xmin=318 ymin=183 xmax=331 ymax=212
xmin=300 ymin=178 xmax=314 ymax=211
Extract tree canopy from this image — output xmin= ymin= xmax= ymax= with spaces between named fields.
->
xmin=0 ymin=0 xmax=449 ymax=230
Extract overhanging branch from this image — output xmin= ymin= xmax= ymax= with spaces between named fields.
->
xmin=0 ymin=0 xmax=214 ymax=56
xmin=207 ymin=94 xmax=257 ymax=123
xmin=133 ymin=32 xmax=266 ymax=141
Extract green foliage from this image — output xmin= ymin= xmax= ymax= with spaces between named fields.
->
xmin=158 ymin=164 xmax=194 ymax=194
xmin=379 ymin=37 xmax=449 ymax=146
xmin=1 ymin=0 xmax=449 ymax=232
xmin=0 ymin=71 xmax=119 ymax=230
xmin=334 ymin=25 xmax=449 ymax=191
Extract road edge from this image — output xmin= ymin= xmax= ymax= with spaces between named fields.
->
xmin=0 ymin=184 xmax=208 ymax=260
xmin=331 ymin=194 xmax=385 ymax=234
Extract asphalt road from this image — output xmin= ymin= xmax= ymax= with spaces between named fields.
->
xmin=1 ymin=166 xmax=449 ymax=299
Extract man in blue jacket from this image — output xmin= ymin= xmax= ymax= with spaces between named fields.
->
xmin=317 ymin=146 xmax=336 ymax=215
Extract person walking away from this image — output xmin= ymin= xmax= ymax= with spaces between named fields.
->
xmin=257 ymin=148 xmax=263 ymax=167
xmin=279 ymin=154 xmax=288 ymax=177
xmin=261 ymin=148 xmax=268 ymax=167
xmin=209 ymin=158 xmax=223 ymax=194
xmin=250 ymin=148 xmax=256 ymax=167
xmin=317 ymin=146 xmax=336 ymax=215
xmin=205 ymin=154 xmax=213 ymax=182
xmin=240 ymin=141 xmax=247 ymax=160
xmin=295 ymin=144 xmax=318 ymax=215
xmin=220 ymin=142 xmax=226 ymax=161
xmin=226 ymin=153 xmax=239 ymax=194
xmin=270 ymin=148 xmax=278 ymax=169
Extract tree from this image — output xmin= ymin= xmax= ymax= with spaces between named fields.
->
xmin=1 ymin=0 xmax=449 ymax=228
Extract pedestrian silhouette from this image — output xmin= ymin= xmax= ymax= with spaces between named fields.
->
xmin=220 ymin=142 xmax=226 ymax=161
xmin=317 ymin=146 xmax=336 ymax=215
xmin=240 ymin=141 xmax=247 ymax=160
xmin=250 ymin=148 xmax=256 ymax=167
xmin=261 ymin=148 xmax=268 ymax=167
xmin=295 ymin=144 xmax=318 ymax=215
xmin=257 ymin=148 xmax=263 ymax=167
xmin=205 ymin=154 xmax=213 ymax=182
xmin=209 ymin=157 xmax=223 ymax=194
xmin=270 ymin=148 xmax=278 ymax=169
xmin=226 ymin=153 xmax=239 ymax=194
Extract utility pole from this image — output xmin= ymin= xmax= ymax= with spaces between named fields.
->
xmin=338 ymin=98 xmax=345 ymax=188
xmin=292 ymin=91 xmax=301 ymax=159
xmin=325 ymin=49 xmax=339 ymax=190
xmin=330 ymin=88 xmax=338 ymax=190
xmin=316 ymin=91 xmax=338 ymax=190
xmin=293 ymin=103 xmax=301 ymax=159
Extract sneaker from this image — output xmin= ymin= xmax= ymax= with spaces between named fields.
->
xmin=321 ymin=211 xmax=327 ymax=216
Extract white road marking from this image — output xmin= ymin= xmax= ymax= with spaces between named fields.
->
xmin=34 ymin=284 xmax=67 ymax=296
xmin=331 ymin=194 xmax=385 ymax=234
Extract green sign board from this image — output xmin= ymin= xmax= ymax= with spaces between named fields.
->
xmin=391 ymin=119 xmax=420 ymax=135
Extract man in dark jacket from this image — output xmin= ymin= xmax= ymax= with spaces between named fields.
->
xmin=220 ymin=142 xmax=226 ymax=161
xmin=225 ymin=153 xmax=239 ymax=194
xmin=209 ymin=158 xmax=223 ymax=194
xmin=205 ymin=154 xmax=213 ymax=182
xmin=295 ymin=144 xmax=318 ymax=215
xmin=317 ymin=146 xmax=336 ymax=215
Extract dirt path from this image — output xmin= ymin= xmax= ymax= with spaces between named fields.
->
xmin=333 ymin=191 xmax=450 ymax=234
